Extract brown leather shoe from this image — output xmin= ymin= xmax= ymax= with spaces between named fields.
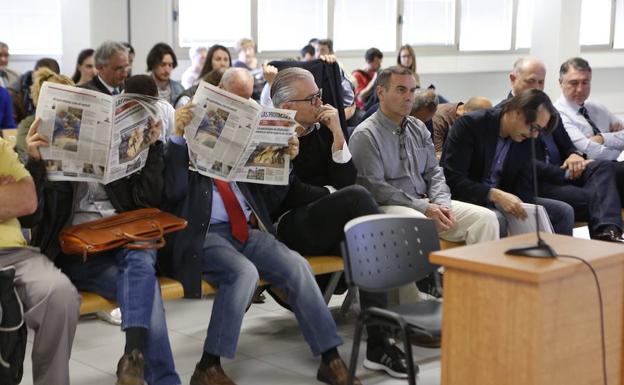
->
xmin=116 ymin=349 xmax=144 ymax=385
xmin=317 ymin=357 xmax=362 ymax=385
xmin=190 ymin=364 xmax=237 ymax=385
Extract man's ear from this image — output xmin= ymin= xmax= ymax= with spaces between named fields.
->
xmin=376 ymin=85 xmax=384 ymax=101
xmin=509 ymin=72 xmax=516 ymax=85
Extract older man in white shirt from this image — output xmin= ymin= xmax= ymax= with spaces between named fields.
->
xmin=554 ymin=57 xmax=624 ymax=204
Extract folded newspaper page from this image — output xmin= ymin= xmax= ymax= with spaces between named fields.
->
xmin=184 ymin=81 xmax=297 ymax=185
xmin=504 ymin=203 xmax=554 ymax=236
xmin=36 ymin=83 xmax=160 ymax=184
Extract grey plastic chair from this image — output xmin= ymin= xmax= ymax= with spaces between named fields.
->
xmin=341 ymin=214 xmax=443 ymax=385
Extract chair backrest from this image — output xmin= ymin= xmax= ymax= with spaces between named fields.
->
xmin=342 ymin=214 xmax=440 ymax=292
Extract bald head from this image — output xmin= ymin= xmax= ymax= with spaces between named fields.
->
xmin=462 ymin=96 xmax=492 ymax=114
xmin=510 ymin=57 xmax=546 ymax=95
xmin=219 ymin=67 xmax=254 ymax=99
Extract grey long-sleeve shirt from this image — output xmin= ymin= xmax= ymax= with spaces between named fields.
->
xmin=350 ymin=110 xmax=452 ymax=214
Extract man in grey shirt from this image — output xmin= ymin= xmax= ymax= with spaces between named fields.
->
xmin=350 ymin=66 xmax=499 ymax=245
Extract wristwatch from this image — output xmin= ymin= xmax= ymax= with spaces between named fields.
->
xmin=571 ymin=150 xmax=587 ymax=159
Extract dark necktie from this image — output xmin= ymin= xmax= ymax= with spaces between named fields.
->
xmin=111 ymin=88 xmax=120 ymax=95
xmin=213 ymin=180 xmax=249 ymax=244
xmin=578 ymin=106 xmax=601 ymax=136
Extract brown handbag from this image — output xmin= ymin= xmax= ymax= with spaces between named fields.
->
xmin=59 ymin=208 xmax=187 ymax=259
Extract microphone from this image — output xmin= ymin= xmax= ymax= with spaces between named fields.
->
xmin=505 ymin=131 xmax=556 ymax=258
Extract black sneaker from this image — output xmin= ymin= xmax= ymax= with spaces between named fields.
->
xmin=363 ymin=339 xmax=414 ymax=378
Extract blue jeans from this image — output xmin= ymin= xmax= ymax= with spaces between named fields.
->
xmin=62 ymin=248 xmax=180 ymax=385
xmin=201 ymin=223 xmax=343 ymax=358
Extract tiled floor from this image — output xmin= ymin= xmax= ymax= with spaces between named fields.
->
xmin=20 ymin=293 xmax=441 ymax=385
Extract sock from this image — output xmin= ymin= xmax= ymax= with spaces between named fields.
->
xmin=197 ymin=351 xmax=220 ymax=371
xmin=124 ymin=327 xmax=147 ymax=355
xmin=321 ymin=347 xmax=340 ymax=364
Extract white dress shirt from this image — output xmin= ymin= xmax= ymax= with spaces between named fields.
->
xmin=554 ymin=95 xmax=624 ymax=160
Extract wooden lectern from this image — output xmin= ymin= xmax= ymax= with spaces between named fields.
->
xmin=430 ymin=233 xmax=623 ymax=385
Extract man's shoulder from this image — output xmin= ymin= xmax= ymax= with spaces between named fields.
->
xmin=80 ymin=78 xmax=108 ymax=94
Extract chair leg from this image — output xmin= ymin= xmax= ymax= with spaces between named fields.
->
xmin=323 ymin=271 xmax=343 ymax=304
xmin=399 ymin=327 xmax=418 ymax=385
xmin=347 ymin=318 xmax=365 ymax=385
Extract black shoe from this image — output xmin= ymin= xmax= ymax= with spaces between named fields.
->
xmin=593 ymin=229 xmax=624 ymax=243
xmin=364 ymin=339 xmax=414 ymax=378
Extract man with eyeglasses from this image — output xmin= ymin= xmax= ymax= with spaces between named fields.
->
xmin=501 ymin=57 xmax=624 ymax=243
xmin=441 ymin=88 xmax=574 ymax=236
xmin=82 ymin=41 xmax=129 ymax=96
xmin=269 ymin=68 xmax=411 ymax=379
xmin=351 ymin=66 xmax=500 ymax=247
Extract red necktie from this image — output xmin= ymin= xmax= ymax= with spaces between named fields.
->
xmin=213 ymin=179 xmax=249 ymax=243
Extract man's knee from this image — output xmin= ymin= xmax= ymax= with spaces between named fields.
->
xmin=338 ymin=185 xmax=380 ymax=215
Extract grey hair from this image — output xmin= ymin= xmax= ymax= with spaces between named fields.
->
xmin=220 ymin=67 xmax=253 ymax=88
xmin=0 ymin=41 xmax=7 ymax=50
xmin=411 ymin=89 xmax=438 ymax=113
xmin=559 ymin=57 xmax=592 ymax=80
xmin=271 ymin=67 xmax=315 ymax=107
xmin=94 ymin=41 xmax=128 ymax=67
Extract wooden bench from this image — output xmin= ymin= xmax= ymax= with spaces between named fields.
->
xmin=78 ymin=255 xmax=344 ymax=315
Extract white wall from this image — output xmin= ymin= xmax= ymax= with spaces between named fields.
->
xmin=10 ymin=0 xmax=624 ymax=115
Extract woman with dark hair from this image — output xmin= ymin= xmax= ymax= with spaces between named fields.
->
xmin=198 ymin=44 xmax=231 ymax=79
xmin=72 ymin=49 xmax=96 ymax=85
xmin=396 ymin=44 xmax=420 ymax=87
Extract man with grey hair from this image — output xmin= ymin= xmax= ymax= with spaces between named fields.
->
xmin=409 ymin=88 xmax=439 ymax=135
xmin=351 ymin=66 xmax=499 ymax=246
xmin=82 ymin=41 xmax=129 ymax=95
xmin=181 ymin=46 xmax=207 ymax=89
xmin=164 ymin=67 xmax=362 ymax=385
xmin=432 ymin=96 xmax=492 ymax=155
xmin=554 ymin=57 xmax=624 ymax=206
xmin=0 ymin=42 xmax=20 ymax=89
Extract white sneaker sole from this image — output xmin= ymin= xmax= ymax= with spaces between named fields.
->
xmin=363 ymin=358 xmax=410 ymax=378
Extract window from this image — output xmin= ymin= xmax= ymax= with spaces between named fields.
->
xmin=177 ymin=0 xmax=251 ymax=48
xmin=579 ymin=0 xmax=612 ymax=46
xmin=258 ymin=0 xmax=327 ymax=52
xmin=515 ymin=0 xmax=534 ymax=49
xmin=333 ymin=0 xmax=397 ymax=51
xmin=0 ymin=0 xmax=62 ymax=55
xmin=402 ymin=0 xmax=455 ymax=46
xmin=459 ymin=0 xmax=514 ymax=51
xmin=614 ymin=0 xmax=624 ymax=48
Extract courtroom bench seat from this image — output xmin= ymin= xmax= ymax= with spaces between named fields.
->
xmin=79 ymin=255 xmax=345 ymax=315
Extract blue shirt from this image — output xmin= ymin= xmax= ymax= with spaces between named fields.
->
xmin=210 ymin=182 xmax=253 ymax=225
xmin=0 ymin=87 xmax=16 ymax=128
xmin=484 ymin=136 xmax=512 ymax=187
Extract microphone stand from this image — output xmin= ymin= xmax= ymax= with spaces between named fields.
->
xmin=505 ymin=133 xmax=556 ymax=258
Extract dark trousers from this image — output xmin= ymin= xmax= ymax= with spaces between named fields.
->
xmin=277 ymin=185 xmax=389 ymax=345
xmin=613 ymin=160 xmax=624 ymax=207
xmin=539 ymin=160 xmax=623 ymax=236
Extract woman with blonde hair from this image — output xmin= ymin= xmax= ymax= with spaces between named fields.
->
xmin=397 ymin=44 xmax=421 ymax=87
xmin=15 ymin=67 xmax=74 ymax=154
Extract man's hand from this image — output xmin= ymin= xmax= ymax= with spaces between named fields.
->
xmin=148 ymin=119 xmax=162 ymax=145
xmin=425 ymin=203 xmax=456 ymax=232
xmin=610 ymin=121 xmax=624 ymax=132
xmin=316 ymin=104 xmax=345 ymax=153
xmin=590 ymin=134 xmax=604 ymax=144
xmin=319 ymin=54 xmax=337 ymax=64
xmin=262 ymin=64 xmax=278 ymax=86
xmin=25 ymin=118 xmax=49 ymax=161
xmin=175 ymin=104 xmax=194 ymax=137
xmin=560 ymin=153 xmax=585 ymax=180
xmin=285 ymin=135 xmax=299 ymax=160
xmin=490 ymin=188 xmax=527 ymax=219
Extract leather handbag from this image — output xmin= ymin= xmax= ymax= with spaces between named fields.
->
xmin=59 ymin=208 xmax=187 ymax=259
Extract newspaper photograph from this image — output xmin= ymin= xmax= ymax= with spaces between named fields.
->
xmin=184 ymin=81 xmax=297 ymax=185
xmin=35 ymin=83 xmax=160 ymax=184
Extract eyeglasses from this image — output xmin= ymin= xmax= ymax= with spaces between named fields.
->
xmin=529 ymin=122 xmax=546 ymax=133
xmin=288 ymin=89 xmax=323 ymax=105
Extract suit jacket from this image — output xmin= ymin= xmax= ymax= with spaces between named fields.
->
xmin=440 ymin=108 xmax=534 ymax=206
xmin=81 ymin=76 xmax=119 ymax=95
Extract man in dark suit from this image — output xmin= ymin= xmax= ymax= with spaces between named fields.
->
xmin=502 ymin=57 xmax=623 ymax=242
xmin=82 ymin=41 xmax=129 ymax=95
xmin=441 ymin=89 xmax=574 ymax=236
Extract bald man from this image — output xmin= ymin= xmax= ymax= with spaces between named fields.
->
xmin=499 ymin=57 xmax=624 ymax=242
xmin=163 ymin=68 xmax=362 ymax=385
xmin=432 ymin=96 xmax=492 ymax=155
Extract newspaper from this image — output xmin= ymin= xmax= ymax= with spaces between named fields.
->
xmin=504 ymin=203 xmax=554 ymax=236
xmin=184 ymin=81 xmax=297 ymax=185
xmin=36 ymin=83 xmax=160 ymax=184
